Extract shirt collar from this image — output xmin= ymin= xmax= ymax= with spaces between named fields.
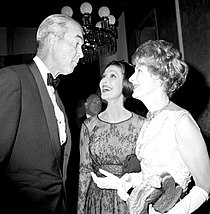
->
xmin=33 ymin=55 xmax=55 ymax=93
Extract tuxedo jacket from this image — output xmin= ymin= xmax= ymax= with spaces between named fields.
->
xmin=0 ymin=61 xmax=71 ymax=214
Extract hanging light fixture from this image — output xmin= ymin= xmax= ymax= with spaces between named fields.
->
xmin=61 ymin=2 xmax=118 ymax=63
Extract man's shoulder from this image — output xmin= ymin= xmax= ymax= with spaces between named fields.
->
xmin=0 ymin=63 xmax=30 ymax=74
xmin=0 ymin=63 xmax=37 ymax=87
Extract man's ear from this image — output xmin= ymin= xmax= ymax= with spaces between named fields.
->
xmin=47 ymin=34 xmax=58 ymax=49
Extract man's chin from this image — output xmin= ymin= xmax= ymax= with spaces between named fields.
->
xmin=66 ymin=65 xmax=75 ymax=75
xmin=70 ymin=63 xmax=77 ymax=72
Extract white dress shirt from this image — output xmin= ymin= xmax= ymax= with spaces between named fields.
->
xmin=33 ymin=56 xmax=67 ymax=145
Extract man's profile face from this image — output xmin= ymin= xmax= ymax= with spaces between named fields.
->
xmin=53 ymin=24 xmax=84 ymax=76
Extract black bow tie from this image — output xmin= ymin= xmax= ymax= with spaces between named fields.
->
xmin=47 ymin=73 xmax=60 ymax=89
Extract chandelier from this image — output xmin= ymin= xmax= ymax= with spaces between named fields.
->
xmin=61 ymin=2 xmax=118 ymax=63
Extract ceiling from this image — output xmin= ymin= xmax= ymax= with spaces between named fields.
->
xmin=1 ymin=0 xmax=131 ymax=28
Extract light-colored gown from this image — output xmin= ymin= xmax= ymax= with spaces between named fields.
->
xmin=77 ymin=113 xmax=144 ymax=214
xmin=129 ymin=101 xmax=195 ymax=213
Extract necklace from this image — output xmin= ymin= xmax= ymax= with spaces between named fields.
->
xmin=137 ymin=101 xmax=171 ymax=158
xmin=146 ymin=101 xmax=170 ymax=121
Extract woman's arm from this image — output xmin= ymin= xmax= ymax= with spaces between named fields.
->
xmin=77 ymin=122 xmax=93 ymax=214
xmin=162 ymin=113 xmax=210 ymax=214
xmin=177 ymin=113 xmax=210 ymax=194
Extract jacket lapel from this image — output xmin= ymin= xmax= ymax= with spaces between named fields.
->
xmin=55 ymin=91 xmax=72 ymax=180
xmin=28 ymin=61 xmax=62 ymax=170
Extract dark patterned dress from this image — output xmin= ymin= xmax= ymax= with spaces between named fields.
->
xmin=77 ymin=112 xmax=144 ymax=214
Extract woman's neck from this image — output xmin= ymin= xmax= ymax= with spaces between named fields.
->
xmin=99 ymin=102 xmax=131 ymax=123
xmin=142 ymin=92 xmax=170 ymax=113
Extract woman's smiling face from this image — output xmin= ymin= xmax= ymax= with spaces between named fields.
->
xmin=99 ymin=65 xmax=124 ymax=101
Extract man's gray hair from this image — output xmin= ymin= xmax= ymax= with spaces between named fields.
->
xmin=36 ymin=14 xmax=82 ymax=46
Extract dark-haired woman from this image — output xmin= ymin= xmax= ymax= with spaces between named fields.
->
xmin=77 ymin=60 xmax=145 ymax=214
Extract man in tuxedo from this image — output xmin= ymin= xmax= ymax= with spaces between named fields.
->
xmin=0 ymin=14 xmax=84 ymax=214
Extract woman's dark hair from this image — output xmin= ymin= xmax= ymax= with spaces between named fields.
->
xmin=104 ymin=60 xmax=134 ymax=99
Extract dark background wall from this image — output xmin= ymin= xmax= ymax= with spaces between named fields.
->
xmin=179 ymin=0 xmax=210 ymax=144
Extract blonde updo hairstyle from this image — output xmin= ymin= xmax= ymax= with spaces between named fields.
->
xmin=131 ymin=40 xmax=189 ymax=98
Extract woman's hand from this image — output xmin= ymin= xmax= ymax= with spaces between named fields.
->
xmin=91 ymin=168 xmax=120 ymax=189
xmin=117 ymin=177 xmax=131 ymax=201
xmin=149 ymin=204 xmax=161 ymax=214
xmin=91 ymin=169 xmax=135 ymax=201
